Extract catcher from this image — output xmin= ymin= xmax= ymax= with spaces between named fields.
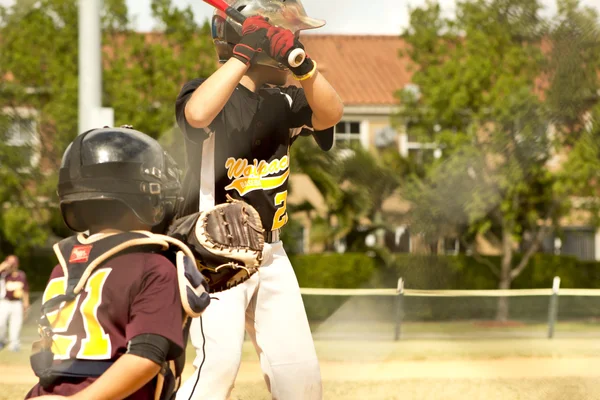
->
xmin=26 ymin=126 xmax=266 ymax=400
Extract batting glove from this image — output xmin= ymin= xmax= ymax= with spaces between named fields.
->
xmin=232 ymin=16 xmax=272 ymax=65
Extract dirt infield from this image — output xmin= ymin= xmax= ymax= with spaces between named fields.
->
xmin=4 ymin=339 xmax=600 ymax=399
xmin=178 ymin=356 xmax=600 ymax=382
xmin=4 ymin=357 xmax=600 ymax=400
xmin=3 ymin=356 xmax=600 ymax=385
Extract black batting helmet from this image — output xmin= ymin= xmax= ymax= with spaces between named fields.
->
xmin=58 ymin=126 xmax=182 ymax=233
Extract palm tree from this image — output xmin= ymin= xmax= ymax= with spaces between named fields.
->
xmin=291 ymin=138 xmax=407 ymax=252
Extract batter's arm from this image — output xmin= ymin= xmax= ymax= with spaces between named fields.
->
xmin=299 ymin=70 xmax=344 ymax=131
xmin=185 ymin=59 xmax=249 ymax=129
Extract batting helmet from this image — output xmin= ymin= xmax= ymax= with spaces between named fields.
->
xmin=57 ymin=127 xmax=182 ymax=233
xmin=211 ymin=0 xmax=325 ymax=70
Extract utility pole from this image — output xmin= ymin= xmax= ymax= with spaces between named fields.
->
xmin=78 ymin=0 xmax=113 ymax=134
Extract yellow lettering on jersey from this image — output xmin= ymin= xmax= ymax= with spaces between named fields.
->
xmin=224 ymin=156 xmax=290 ymax=196
xmin=272 ymin=191 xmax=289 ymax=230
xmin=41 ymin=269 xmax=113 ymax=360
xmin=42 ymin=277 xmax=79 ymax=360
xmin=77 ymin=269 xmax=112 ymax=359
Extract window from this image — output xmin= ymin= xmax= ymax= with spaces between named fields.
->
xmin=399 ymin=123 xmax=442 ymax=162
xmin=335 ymin=121 xmax=361 ymax=148
xmin=7 ymin=118 xmax=36 ymax=146
xmin=384 ymin=226 xmax=411 ymax=253
xmin=443 ymin=237 xmax=460 ymax=255
xmin=2 ymin=108 xmax=40 ymax=169
xmin=560 ymin=228 xmax=595 ymax=261
xmin=540 ymin=227 xmax=596 ymax=261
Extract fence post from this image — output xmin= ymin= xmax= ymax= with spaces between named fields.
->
xmin=394 ymin=278 xmax=404 ymax=341
xmin=547 ymin=276 xmax=561 ymax=339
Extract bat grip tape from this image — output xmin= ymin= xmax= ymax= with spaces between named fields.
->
xmin=225 ymin=7 xmax=246 ymax=24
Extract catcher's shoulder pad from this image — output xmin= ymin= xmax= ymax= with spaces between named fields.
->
xmin=47 ymin=232 xmax=168 ymax=312
xmin=167 ymin=198 xmax=265 ymax=293
xmin=47 ymin=231 xmax=207 ymax=319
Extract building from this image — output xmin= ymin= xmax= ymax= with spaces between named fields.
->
xmin=285 ymin=34 xmax=600 ymax=260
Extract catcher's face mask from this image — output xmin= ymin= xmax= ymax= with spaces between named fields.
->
xmin=212 ymin=0 xmax=326 ymax=70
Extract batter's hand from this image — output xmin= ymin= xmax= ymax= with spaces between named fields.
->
xmin=232 ymin=16 xmax=271 ymax=65
xmin=264 ymin=27 xmax=314 ymax=76
xmin=241 ymin=15 xmax=271 ymax=35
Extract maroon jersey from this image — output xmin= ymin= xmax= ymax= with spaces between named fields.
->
xmin=3 ymin=270 xmax=28 ymax=300
xmin=26 ymin=252 xmax=184 ymax=399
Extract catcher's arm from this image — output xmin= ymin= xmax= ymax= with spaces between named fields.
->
xmin=67 ymin=354 xmax=160 ymax=400
xmin=167 ymin=198 xmax=266 ymax=293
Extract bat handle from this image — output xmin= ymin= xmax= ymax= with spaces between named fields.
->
xmin=288 ymin=48 xmax=306 ymax=68
xmin=225 ymin=6 xmax=246 ymax=25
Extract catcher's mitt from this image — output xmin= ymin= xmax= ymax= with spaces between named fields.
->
xmin=167 ymin=198 xmax=265 ymax=293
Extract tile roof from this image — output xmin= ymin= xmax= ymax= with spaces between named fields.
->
xmin=287 ymin=35 xmax=412 ymax=106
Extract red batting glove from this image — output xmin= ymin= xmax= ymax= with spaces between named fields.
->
xmin=266 ymin=26 xmax=296 ymax=63
xmin=265 ymin=27 xmax=314 ymax=76
xmin=232 ymin=16 xmax=273 ymax=65
xmin=241 ymin=15 xmax=272 ymax=35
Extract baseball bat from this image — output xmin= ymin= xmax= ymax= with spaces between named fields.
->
xmin=202 ymin=0 xmax=306 ymax=68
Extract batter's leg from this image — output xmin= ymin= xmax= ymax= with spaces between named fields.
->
xmin=176 ymin=274 xmax=259 ymax=400
xmin=251 ymin=242 xmax=322 ymax=400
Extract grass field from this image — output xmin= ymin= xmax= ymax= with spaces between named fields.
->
xmin=3 ymin=337 xmax=600 ymax=399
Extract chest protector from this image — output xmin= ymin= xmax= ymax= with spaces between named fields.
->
xmin=31 ymin=231 xmax=208 ymax=399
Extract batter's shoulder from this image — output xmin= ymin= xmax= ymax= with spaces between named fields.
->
xmin=178 ymin=78 xmax=208 ymax=98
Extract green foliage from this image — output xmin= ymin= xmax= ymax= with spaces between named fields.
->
xmin=558 ymin=98 xmax=600 ymax=215
xmin=291 ymin=253 xmax=378 ymax=288
xmin=18 ymin=246 xmax=600 ymax=323
xmin=0 ymin=0 xmax=215 ymax=254
xmin=104 ymin=1 xmax=215 ymax=140
xmin=546 ymin=0 xmax=600 ymax=135
xmin=290 ymin=137 xmax=405 ymax=250
xmin=291 ymin=252 xmax=378 ymax=321
xmin=290 ymin=252 xmax=600 ymax=321
xmin=395 ymin=0 xmax=600 ymax=300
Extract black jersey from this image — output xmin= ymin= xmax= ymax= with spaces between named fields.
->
xmin=175 ymin=79 xmax=334 ymax=231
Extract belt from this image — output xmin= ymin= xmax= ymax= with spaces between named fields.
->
xmin=264 ymin=229 xmax=280 ymax=243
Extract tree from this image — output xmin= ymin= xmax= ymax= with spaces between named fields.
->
xmin=397 ymin=0 xmax=600 ymax=320
xmin=0 ymin=0 xmax=216 ymax=255
xmin=290 ymin=138 xmax=405 ymax=254
xmin=545 ymin=0 xmax=600 ymax=138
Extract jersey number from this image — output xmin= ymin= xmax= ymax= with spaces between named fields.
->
xmin=42 ymin=269 xmax=112 ymax=360
xmin=272 ymin=190 xmax=288 ymax=230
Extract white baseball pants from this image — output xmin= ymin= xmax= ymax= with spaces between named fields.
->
xmin=176 ymin=241 xmax=322 ymax=400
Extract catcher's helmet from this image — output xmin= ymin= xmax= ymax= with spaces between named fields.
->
xmin=58 ymin=127 xmax=182 ymax=232
xmin=212 ymin=0 xmax=325 ymax=70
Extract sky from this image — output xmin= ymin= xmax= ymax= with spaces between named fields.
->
xmin=0 ymin=0 xmax=598 ymax=34
xmin=125 ymin=0 xmax=600 ymax=35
